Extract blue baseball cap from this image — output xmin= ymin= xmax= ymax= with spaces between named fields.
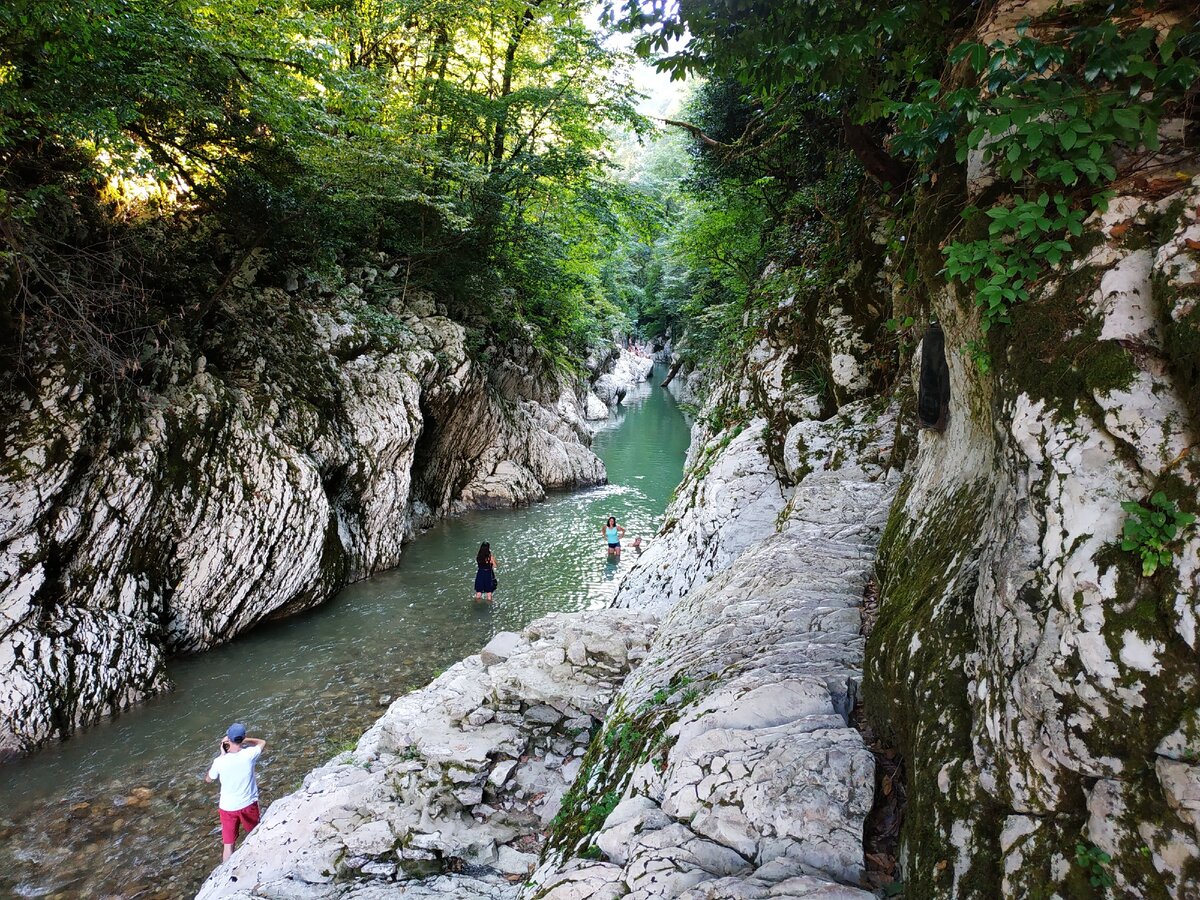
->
xmin=226 ymin=723 xmax=247 ymax=741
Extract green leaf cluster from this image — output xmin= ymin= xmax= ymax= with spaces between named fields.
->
xmin=605 ymin=0 xmax=1199 ymax=374
xmin=1120 ymin=492 xmax=1197 ymax=577
xmin=922 ymin=19 xmax=1197 ymax=363
xmin=944 ymin=193 xmax=1091 ymax=336
xmin=610 ymin=77 xmax=865 ymax=370
xmin=1074 ymin=842 xmax=1116 ymax=890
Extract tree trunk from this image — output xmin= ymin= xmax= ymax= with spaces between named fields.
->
xmin=841 ymin=113 xmax=911 ymax=189
xmin=660 ymin=356 xmax=685 ymax=388
xmin=492 ymin=4 xmax=537 ymax=167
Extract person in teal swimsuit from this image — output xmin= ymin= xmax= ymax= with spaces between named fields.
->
xmin=602 ymin=516 xmax=625 ymax=555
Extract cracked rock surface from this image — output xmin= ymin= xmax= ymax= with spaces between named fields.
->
xmin=195 ymin=609 xmax=656 ymax=900
xmin=528 ymin=402 xmax=896 ymax=900
xmin=191 ymin=373 xmax=896 ymax=900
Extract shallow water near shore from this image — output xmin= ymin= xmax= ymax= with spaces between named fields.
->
xmin=0 ymin=366 xmax=689 ymax=899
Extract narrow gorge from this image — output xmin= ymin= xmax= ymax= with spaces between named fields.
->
xmin=1 ymin=272 xmax=656 ymax=757
xmin=2 ymin=0 xmax=1199 ymax=898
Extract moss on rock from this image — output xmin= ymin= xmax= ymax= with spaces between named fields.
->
xmin=864 ymin=479 xmax=1001 ymax=898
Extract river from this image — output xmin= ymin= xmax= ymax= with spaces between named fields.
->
xmin=0 ymin=366 xmax=690 ymax=899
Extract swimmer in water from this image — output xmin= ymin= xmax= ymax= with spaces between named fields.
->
xmin=602 ymin=516 xmax=625 ymax=555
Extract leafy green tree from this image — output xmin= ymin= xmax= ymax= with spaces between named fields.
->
xmin=1 ymin=0 xmax=651 ymax=378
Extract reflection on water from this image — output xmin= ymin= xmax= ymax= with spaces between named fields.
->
xmin=0 ymin=366 xmax=690 ymax=899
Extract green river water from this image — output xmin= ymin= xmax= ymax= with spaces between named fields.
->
xmin=0 ymin=366 xmax=690 ymax=899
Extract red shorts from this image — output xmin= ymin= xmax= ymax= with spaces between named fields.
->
xmin=219 ymin=801 xmax=260 ymax=844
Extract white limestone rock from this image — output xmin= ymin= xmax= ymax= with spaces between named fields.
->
xmin=871 ymin=167 xmax=1200 ymax=895
xmin=0 ymin=278 xmax=610 ymax=755
xmin=481 ymin=632 xmax=526 ymax=667
xmin=592 ymin=347 xmax=654 ymax=408
xmin=529 ymin=402 xmax=896 ymax=900
xmin=613 ymin=419 xmax=787 ymax=618
xmin=497 ymin=845 xmax=538 ymax=875
xmin=585 ymin=392 xmax=609 ymax=421
xmin=195 ymin=608 xmax=656 ymax=900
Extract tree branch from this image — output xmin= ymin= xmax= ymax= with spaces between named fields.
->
xmin=840 ymin=113 xmax=912 ymax=189
xmin=660 ymin=118 xmax=727 ymax=148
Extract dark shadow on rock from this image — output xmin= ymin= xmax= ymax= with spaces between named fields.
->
xmin=917 ymin=323 xmax=950 ymax=432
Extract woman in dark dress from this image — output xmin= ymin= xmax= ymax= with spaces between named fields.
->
xmin=474 ymin=542 xmax=498 ymax=602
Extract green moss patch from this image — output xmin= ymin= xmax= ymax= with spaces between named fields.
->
xmin=864 ymin=480 xmax=1001 ymax=898
xmin=542 ymin=672 xmax=702 ymax=862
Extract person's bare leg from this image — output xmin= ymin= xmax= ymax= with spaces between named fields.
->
xmin=474 ymin=591 xmax=481 ymax=600
xmin=223 ymin=842 xmax=234 ymax=862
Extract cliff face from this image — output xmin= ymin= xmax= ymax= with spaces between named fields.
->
xmin=186 ymin=141 xmax=1196 ymax=897
xmin=0 ymin=265 xmax=642 ymax=758
xmin=625 ymin=8 xmax=1199 ymax=894
xmin=864 ymin=179 xmax=1200 ymax=896
xmin=610 ymin=177 xmax=1198 ymax=898
xmin=856 ymin=7 xmax=1200 ymax=896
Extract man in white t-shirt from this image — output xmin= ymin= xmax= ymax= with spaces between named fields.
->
xmin=205 ymin=722 xmax=266 ymax=861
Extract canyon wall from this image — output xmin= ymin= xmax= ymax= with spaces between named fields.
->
xmin=0 ymin=264 xmax=648 ymax=758
xmin=192 ymin=136 xmax=1198 ymax=897
xmin=856 ymin=3 xmax=1200 ymax=894
xmin=194 ymin=326 xmax=900 ymax=900
xmin=863 ymin=152 xmax=1200 ymax=899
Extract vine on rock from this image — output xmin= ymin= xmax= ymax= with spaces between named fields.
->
xmin=893 ymin=16 xmax=1200 ymax=369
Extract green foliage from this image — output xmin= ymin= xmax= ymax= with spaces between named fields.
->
xmin=1074 ymin=842 xmax=1115 ymax=890
xmin=607 ymin=0 xmax=1200 ymax=372
xmin=1120 ymin=492 xmax=1197 ymax=577
xmin=642 ymin=673 xmax=697 ymax=712
xmin=609 ymin=0 xmax=964 ymax=122
xmin=550 ymin=780 xmax=620 ymax=840
xmin=548 ymin=672 xmax=703 ymax=857
xmin=603 ymin=721 xmax=645 ymax=757
xmin=924 ymin=19 xmax=1197 ymax=365
xmin=895 ymin=21 xmax=1198 ymax=178
xmin=581 ymin=791 xmax=620 ymax=833
xmin=1 ymin=0 xmax=652 ymax=376
xmin=943 ymin=192 xmax=1096 ymax=348
xmin=615 ymin=76 xmax=865 ymax=372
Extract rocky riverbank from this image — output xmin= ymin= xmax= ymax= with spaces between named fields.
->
xmin=196 ymin=161 xmax=1199 ymax=900
xmin=525 ymin=399 xmax=898 ymax=900
xmin=193 ymin=343 xmax=898 ymax=898
xmin=583 ymin=348 xmax=655 ymax=422
xmin=0 ymin=262 xmax=653 ymax=759
xmin=196 ymin=609 xmax=659 ymax=900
